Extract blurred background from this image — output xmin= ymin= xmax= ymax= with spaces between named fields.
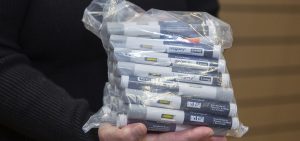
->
xmin=218 ymin=0 xmax=300 ymax=140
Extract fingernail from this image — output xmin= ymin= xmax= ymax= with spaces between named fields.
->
xmin=208 ymin=128 xmax=214 ymax=136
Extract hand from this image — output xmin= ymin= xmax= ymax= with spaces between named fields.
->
xmin=98 ymin=123 xmax=227 ymax=141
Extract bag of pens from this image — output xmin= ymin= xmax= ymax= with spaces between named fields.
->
xmin=81 ymin=0 xmax=248 ymax=138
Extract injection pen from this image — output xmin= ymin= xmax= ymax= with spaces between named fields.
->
xmin=110 ymin=35 xmax=222 ymax=59
xmin=126 ymin=104 xmax=239 ymax=130
xmin=118 ymin=74 xmax=229 ymax=88
xmin=113 ymin=48 xmax=226 ymax=72
xmin=123 ymin=92 xmax=237 ymax=117
xmin=115 ymin=62 xmax=230 ymax=86
xmin=107 ymin=21 xmax=213 ymax=39
xmin=119 ymin=75 xmax=233 ymax=101
xmin=117 ymin=114 xmax=231 ymax=136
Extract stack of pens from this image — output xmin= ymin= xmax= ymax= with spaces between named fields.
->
xmin=82 ymin=0 xmax=248 ymax=137
xmin=105 ymin=20 xmax=239 ymax=130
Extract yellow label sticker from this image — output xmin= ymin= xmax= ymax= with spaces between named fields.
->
xmin=158 ymin=100 xmax=171 ymax=105
xmin=145 ymin=57 xmax=158 ymax=62
xmin=161 ymin=114 xmax=174 ymax=119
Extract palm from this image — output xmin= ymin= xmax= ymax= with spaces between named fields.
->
xmin=99 ymin=123 xmax=227 ymax=141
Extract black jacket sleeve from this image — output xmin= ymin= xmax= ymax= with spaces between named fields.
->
xmin=0 ymin=0 xmax=98 ymax=140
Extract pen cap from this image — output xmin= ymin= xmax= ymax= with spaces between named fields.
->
xmin=120 ymin=75 xmax=130 ymax=88
xmin=229 ymin=103 xmax=238 ymax=117
xmin=113 ymin=49 xmax=132 ymax=62
xmin=221 ymin=73 xmax=230 ymax=87
xmin=212 ymin=45 xmax=222 ymax=59
xmin=117 ymin=114 xmax=128 ymax=128
xmin=108 ymin=61 xmax=114 ymax=72
xmin=216 ymin=88 xmax=234 ymax=102
xmin=116 ymin=62 xmax=135 ymax=76
xmin=218 ymin=59 xmax=226 ymax=73
xmin=107 ymin=22 xmax=124 ymax=34
xmin=109 ymin=35 xmax=127 ymax=48
xmin=127 ymin=104 xmax=147 ymax=120
xmin=231 ymin=117 xmax=240 ymax=130
xmin=108 ymin=72 xmax=115 ymax=84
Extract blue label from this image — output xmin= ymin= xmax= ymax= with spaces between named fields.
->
xmin=158 ymin=21 xmax=209 ymax=37
xmin=128 ymin=119 xmax=177 ymax=132
xmin=127 ymin=76 xmax=179 ymax=93
xmin=130 ymin=76 xmax=152 ymax=82
xmin=168 ymin=54 xmax=219 ymax=67
xmin=196 ymin=62 xmax=209 ymax=66
xmin=164 ymin=42 xmax=214 ymax=58
xmin=199 ymin=76 xmax=212 ymax=82
xmin=184 ymin=111 xmax=232 ymax=129
xmin=181 ymin=97 xmax=230 ymax=116
xmin=191 ymin=48 xmax=203 ymax=54
xmin=168 ymin=47 xmax=187 ymax=53
xmin=168 ymin=53 xmax=201 ymax=60
xmin=128 ymin=82 xmax=180 ymax=93
xmin=163 ymin=41 xmax=213 ymax=50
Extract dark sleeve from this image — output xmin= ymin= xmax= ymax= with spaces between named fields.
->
xmin=0 ymin=1 xmax=98 ymax=141
xmin=186 ymin=0 xmax=220 ymax=17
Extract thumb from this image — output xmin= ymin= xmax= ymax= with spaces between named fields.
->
xmin=121 ymin=123 xmax=148 ymax=141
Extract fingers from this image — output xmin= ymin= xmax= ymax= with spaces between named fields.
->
xmin=180 ymin=127 xmax=214 ymax=141
xmin=98 ymin=123 xmax=226 ymax=141
xmin=146 ymin=126 xmax=213 ymax=141
xmin=122 ymin=123 xmax=148 ymax=141
xmin=98 ymin=123 xmax=147 ymax=141
xmin=98 ymin=123 xmax=120 ymax=141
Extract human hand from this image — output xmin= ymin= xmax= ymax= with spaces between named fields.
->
xmin=98 ymin=123 xmax=227 ymax=141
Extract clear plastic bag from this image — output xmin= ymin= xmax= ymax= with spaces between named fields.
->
xmin=82 ymin=0 xmax=248 ymax=138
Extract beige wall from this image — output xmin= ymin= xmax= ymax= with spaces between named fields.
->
xmin=219 ymin=0 xmax=300 ymax=140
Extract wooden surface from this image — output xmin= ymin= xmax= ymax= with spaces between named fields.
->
xmin=219 ymin=0 xmax=300 ymax=140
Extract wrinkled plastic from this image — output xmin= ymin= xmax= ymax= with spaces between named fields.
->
xmin=82 ymin=0 xmax=248 ymax=138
